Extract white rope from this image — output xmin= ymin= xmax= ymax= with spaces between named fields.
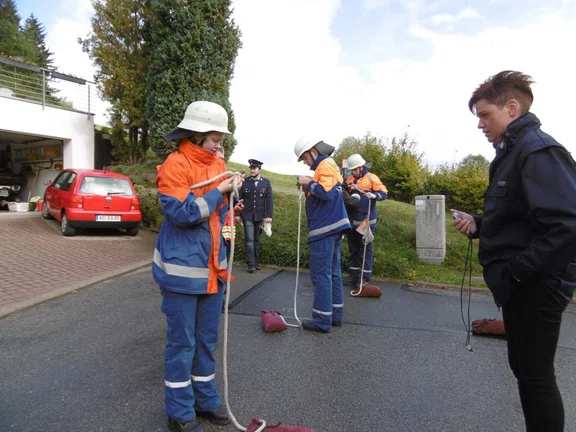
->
xmin=350 ymin=197 xmax=373 ymax=297
xmin=190 ymin=171 xmax=266 ymax=432
xmin=283 ymin=186 xmax=304 ymax=328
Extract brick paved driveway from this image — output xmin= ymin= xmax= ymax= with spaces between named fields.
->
xmin=0 ymin=212 xmax=157 ymax=318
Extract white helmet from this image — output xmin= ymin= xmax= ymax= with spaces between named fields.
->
xmin=347 ymin=154 xmax=366 ymax=170
xmin=294 ymin=136 xmax=335 ymax=161
xmin=165 ymin=101 xmax=231 ymax=140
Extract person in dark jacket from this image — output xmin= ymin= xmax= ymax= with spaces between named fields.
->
xmin=235 ymin=159 xmax=274 ymax=272
xmin=452 ymin=71 xmax=576 ymax=432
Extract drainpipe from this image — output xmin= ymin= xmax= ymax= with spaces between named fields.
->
xmin=42 ymin=69 xmax=46 ymax=109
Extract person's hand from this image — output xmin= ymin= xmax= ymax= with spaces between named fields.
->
xmin=264 ymin=217 xmax=272 ymax=224
xmin=450 ymin=208 xmax=477 ymax=237
xmin=217 ymin=174 xmax=243 ymax=194
xmin=296 ymin=175 xmax=312 ymax=189
xmin=365 ymin=192 xmax=376 ymax=200
xmin=234 ymin=199 xmax=244 ymax=213
xmin=234 ymin=216 xmax=241 ymax=224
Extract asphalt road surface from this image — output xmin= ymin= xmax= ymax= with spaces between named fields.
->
xmin=1 ymin=268 xmax=575 ymax=432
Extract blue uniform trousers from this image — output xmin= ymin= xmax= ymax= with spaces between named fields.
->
xmin=161 ymin=284 xmax=224 ymax=422
xmin=347 ymin=226 xmax=375 ymax=284
xmin=309 ymin=233 xmax=345 ymax=331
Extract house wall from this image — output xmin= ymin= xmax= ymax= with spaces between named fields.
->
xmin=0 ymin=97 xmax=94 ymax=168
xmin=0 ymin=97 xmax=95 ymax=200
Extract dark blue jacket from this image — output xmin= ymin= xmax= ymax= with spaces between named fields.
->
xmin=238 ymin=176 xmax=273 ymax=222
xmin=473 ymin=112 xmax=576 ymax=306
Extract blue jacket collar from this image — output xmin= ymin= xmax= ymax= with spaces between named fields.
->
xmin=499 ymin=112 xmax=541 ymax=151
xmin=311 ymin=154 xmax=329 ymax=171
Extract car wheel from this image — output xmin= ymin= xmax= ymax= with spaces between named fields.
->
xmin=126 ymin=226 xmax=139 ymax=236
xmin=61 ymin=213 xmax=76 ymax=236
xmin=41 ymin=201 xmax=53 ymax=220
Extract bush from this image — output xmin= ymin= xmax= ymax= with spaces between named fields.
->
xmin=135 ymin=185 xmax=163 ymax=226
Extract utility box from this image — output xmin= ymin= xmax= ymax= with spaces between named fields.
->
xmin=415 ymin=195 xmax=446 ymax=265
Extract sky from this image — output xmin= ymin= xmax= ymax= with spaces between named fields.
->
xmin=13 ymin=0 xmax=576 ymax=175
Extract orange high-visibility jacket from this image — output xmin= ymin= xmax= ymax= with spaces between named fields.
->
xmin=152 ymin=140 xmax=232 ymax=294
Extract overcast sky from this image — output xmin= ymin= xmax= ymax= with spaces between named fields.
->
xmin=15 ymin=0 xmax=576 ymax=175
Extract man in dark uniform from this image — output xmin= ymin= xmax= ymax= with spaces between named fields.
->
xmin=235 ymin=159 xmax=274 ymax=272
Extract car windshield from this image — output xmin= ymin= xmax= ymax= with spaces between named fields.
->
xmin=79 ymin=176 xmax=134 ymax=196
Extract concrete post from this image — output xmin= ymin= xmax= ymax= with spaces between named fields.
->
xmin=415 ymin=195 xmax=446 ymax=265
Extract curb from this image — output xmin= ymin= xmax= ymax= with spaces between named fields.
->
xmin=0 ymin=259 xmax=152 ymax=319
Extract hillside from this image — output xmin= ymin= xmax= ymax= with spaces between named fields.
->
xmin=113 ymin=159 xmax=486 ymax=287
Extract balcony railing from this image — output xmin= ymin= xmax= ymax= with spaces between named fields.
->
xmin=0 ymin=55 xmax=95 ymax=117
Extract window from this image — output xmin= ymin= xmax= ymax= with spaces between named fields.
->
xmin=79 ymin=176 xmax=134 ymax=196
xmin=59 ymin=173 xmax=76 ymax=192
xmin=53 ymin=171 xmax=72 ymax=189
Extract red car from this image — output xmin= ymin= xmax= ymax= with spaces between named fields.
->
xmin=42 ymin=169 xmax=142 ymax=237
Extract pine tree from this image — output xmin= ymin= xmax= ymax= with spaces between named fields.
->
xmin=23 ymin=14 xmax=53 ymax=68
xmin=145 ymin=0 xmax=241 ymax=160
xmin=0 ymin=0 xmax=36 ymax=59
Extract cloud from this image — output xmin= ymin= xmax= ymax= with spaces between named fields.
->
xmin=430 ymin=7 xmax=481 ymax=26
xmin=229 ymin=0 xmax=576 ymax=174
xmin=45 ymin=0 xmax=109 ymax=124
xmin=37 ymin=0 xmax=576 ymax=177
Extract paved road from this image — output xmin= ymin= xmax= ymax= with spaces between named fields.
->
xmin=1 ymin=267 xmax=574 ymax=432
xmin=0 ymin=212 xmax=157 ymax=317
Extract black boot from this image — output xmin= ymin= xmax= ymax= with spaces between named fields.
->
xmin=168 ymin=417 xmax=204 ymax=432
xmin=196 ymin=405 xmax=231 ymax=426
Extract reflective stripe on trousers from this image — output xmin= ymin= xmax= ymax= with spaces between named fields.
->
xmin=309 ymin=233 xmax=345 ymax=331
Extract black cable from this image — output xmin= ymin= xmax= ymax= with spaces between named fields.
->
xmin=459 ymin=237 xmax=474 ymax=352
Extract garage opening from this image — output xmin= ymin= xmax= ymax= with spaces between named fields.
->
xmin=0 ymin=130 xmax=63 ymax=211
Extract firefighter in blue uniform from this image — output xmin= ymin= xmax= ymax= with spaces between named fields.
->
xmin=235 ymin=159 xmax=274 ymax=272
xmin=153 ymin=101 xmax=240 ymax=432
xmin=294 ymin=137 xmax=351 ymax=333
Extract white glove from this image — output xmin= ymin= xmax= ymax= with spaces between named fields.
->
xmin=260 ymin=220 xmax=272 ymax=237
xmin=365 ymin=192 xmax=376 ymax=200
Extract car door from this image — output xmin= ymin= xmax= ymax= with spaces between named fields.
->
xmin=47 ymin=171 xmax=73 ymax=219
xmin=55 ymin=171 xmax=77 ymax=216
xmin=44 ymin=171 xmax=69 ymax=218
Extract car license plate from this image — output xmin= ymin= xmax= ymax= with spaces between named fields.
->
xmin=0 ymin=190 xmax=8 ymax=197
xmin=96 ymin=215 xmax=121 ymax=222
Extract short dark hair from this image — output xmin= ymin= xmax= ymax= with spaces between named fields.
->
xmin=468 ymin=71 xmax=535 ymax=114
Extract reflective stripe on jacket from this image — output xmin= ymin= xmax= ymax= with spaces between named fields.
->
xmin=152 ymin=140 xmax=231 ymax=295
xmin=305 ymin=155 xmax=351 ymax=243
xmin=346 ymin=169 xmax=388 ymax=225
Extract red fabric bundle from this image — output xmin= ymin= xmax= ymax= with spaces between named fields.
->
xmin=261 ymin=311 xmax=288 ymax=333
xmin=472 ymin=318 xmax=505 ymax=337
xmin=246 ymin=418 xmax=316 ymax=432
xmin=351 ymin=284 xmax=382 ymax=298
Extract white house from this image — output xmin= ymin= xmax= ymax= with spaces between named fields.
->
xmin=0 ymin=56 xmax=95 ymax=200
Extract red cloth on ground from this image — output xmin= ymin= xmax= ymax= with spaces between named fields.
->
xmin=246 ymin=418 xmax=316 ymax=431
xmin=351 ymin=284 xmax=382 ymax=298
xmin=472 ymin=318 xmax=505 ymax=337
xmin=261 ymin=311 xmax=288 ymax=333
